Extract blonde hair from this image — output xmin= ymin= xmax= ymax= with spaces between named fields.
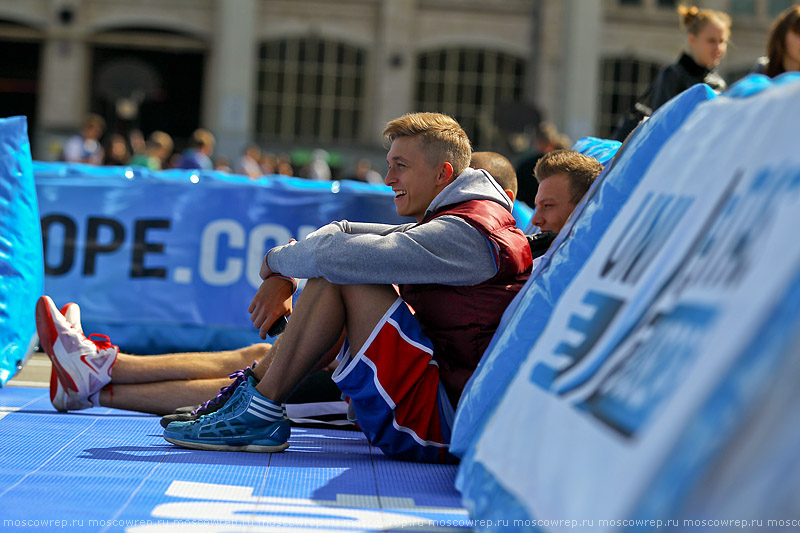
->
xmin=534 ymin=150 xmax=603 ymax=205
xmin=678 ymin=5 xmax=731 ymax=36
xmin=191 ymin=128 xmax=215 ymax=150
xmin=149 ymin=130 xmax=173 ymax=153
xmin=383 ymin=112 xmax=472 ymax=177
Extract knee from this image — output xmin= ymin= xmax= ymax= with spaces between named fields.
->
xmin=242 ymin=343 xmax=271 ymax=363
xmin=305 ymin=277 xmax=338 ymax=292
xmin=340 ymin=283 xmax=398 ymax=301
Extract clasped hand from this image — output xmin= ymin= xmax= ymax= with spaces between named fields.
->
xmin=249 ymin=276 xmax=294 ymax=339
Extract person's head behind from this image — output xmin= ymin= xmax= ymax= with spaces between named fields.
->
xmin=149 ymin=131 xmax=174 ymax=161
xmin=383 ymin=112 xmax=472 ymax=222
xmin=82 ymin=114 xmax=105 ymax=140
xmin=531 ymin=150 xmax=603 ymax=234
xmin=192 ymin=128 xmax=215 ymax=155
xmin=470 ymin=151 xmax=517 ymax=203
xmin=244 ymin=143 xmax=262 ymax=160
xmin=534 ymin=122 xmax=570 ymax=154
xmin=679 ymin=4 xmax=731 ymax=69
xmin=766 ymin=5 xmax=800 ymax=77
xmin=107 ymin=133 xmax=129 ymax=162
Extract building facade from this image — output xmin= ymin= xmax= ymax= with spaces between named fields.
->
xmin=0 ymin=0 xmax=787 ymax=167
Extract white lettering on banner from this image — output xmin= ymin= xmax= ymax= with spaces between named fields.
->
xmin=173 ymin=267 xmax=192 ymax=284
xmin=125 ymin=480 xmax=465 ymax=533
xmin=246 ymin=224 xmax=292 ymax=288
xmin=200 ymin=221 xmax=318 ymax=288
xmin=199 ymin=220 xmax=245 ymax=285
xmin=297 ymin=225 xmax=317 ymax=241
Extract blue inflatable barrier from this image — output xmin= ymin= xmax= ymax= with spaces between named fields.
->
xmin=571 ymin=136 xmax=622 ymax=166
xmin=451 ymin=83 xmax=717 ymax=460
xmin=453 ymin=75 xmax=800 ymax=531
xmin=0 ymin=116 xmax=42 ymax=385
xmin=34 ymin=162 xmax=532 ymax=354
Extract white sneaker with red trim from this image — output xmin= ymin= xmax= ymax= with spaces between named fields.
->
xmin=36 ymin=296 xmax=118 ymax=412
xmin=48 ymin=302 xmax=83 ymax=411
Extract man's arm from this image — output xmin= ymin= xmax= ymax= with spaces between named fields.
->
xmin=266 ymin=215 xmax=497 ymax=286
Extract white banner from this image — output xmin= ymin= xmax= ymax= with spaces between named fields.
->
xmin=473 ymin=79 xmax=800 ymax=530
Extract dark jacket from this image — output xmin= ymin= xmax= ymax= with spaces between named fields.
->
xmin=400 ymin=199 xmax=532 ymax=407
xmin=649 ymin=52 xmax=727 ymax=112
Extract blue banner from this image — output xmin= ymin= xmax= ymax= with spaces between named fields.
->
xmin=0 ymin=116 xmax=42 ymax=385
xmin=35 ymin=163 xmax=532 ymax=354
xmin=453 ymin=74 xmax=800 ymax=531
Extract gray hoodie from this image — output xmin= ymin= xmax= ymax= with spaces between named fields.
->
xmin=266 ymin=168 xmax=512 ymax=286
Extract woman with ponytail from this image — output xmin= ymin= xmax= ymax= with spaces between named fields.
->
xmin=648 ymin=5 xmax=730 ymax=112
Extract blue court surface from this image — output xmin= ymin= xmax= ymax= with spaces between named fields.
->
xmin=0 ymin=386 xmax=471 ymax=532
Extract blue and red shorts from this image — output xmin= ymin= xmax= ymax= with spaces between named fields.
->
xmin=331 ymin=297 xmax=456 ymax=463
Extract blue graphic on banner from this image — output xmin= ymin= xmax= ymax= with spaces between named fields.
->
xmin=529 ymin=290 xmax=624 ymax=388
xmin=581 ymin=303 xmax=717 ymax=437
xmin=453 ymin=74 xmax=800 ymax=532
xmin=629 ymin=270 xmax=800 ymax=525
xmin=0 ymin=116 xmax=42 ymax=385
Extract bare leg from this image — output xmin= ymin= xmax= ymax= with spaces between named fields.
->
xmin=251 ymin=330 xmax=345 ymax=381
xmin=111 ymin=343 xmax=270 ymax=384
xmin=257 ymin=278 xmax=397 ymax=401
xmin=99 ymin=378 xmax=232 ymax=415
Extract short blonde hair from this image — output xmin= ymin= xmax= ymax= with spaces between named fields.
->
xmin=150 ymin=130 xmax=173 ymax=153
xmin=191 ymin=128 xmax=215 ymax=149
xmin=383 ymin=112 xmax=472 ymax=177
xmin=534 ymin=150 xmax=603 ymax=205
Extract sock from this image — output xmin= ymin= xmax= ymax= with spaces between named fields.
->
xmin=245 ymin=385 xmax=286 ymax=425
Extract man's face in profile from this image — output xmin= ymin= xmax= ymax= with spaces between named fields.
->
xmin=531 ymin=173 xmax=575 ymax=234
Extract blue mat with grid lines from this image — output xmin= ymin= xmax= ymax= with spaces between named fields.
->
xmin=0 ymin=386 xmax=471 ymax=532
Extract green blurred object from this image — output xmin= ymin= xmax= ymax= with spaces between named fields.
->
xmin=290 ymin=149 xmax=343 ymax=168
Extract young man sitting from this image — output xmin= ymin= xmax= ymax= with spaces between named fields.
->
xmin=37 ymin=112 xmax=532 ymax=462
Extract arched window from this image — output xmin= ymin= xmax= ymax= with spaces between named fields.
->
xmin=255 ymin=37 xmax=367 ymax=143
xmin=598 ymin=56 xmax=661 ymax=137
xmin=414 ymin=48 xmax=525 ymax=149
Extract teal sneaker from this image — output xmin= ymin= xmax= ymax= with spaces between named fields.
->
xmin=163 ymin=377 xmax=290 ymax=453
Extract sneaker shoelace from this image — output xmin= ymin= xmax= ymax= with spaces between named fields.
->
xmin=191 ymin=362 xmax=257 ymax=416
xmin=87 ymin=333 xmax=116 ymax=351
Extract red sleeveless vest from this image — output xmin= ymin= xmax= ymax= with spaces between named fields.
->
xmin=399 ymin=199 xmax=532 ymax=407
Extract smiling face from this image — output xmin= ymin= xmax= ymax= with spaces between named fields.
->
xmin=385 ymin=136 xmax=452 ymax=222
xmin=688 ymin=21 xmax=728 ymax=69
xmin=531 ymin=173 xmax=576 ymax=234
